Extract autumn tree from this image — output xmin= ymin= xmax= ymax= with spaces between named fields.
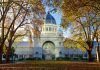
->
xmin=64 ymin=38 xmax=87 ymax=53
xmin=0 ymin=0 xmax=45 ymax=63
xmin=0 ymin=0 xmax=29 ymax=63
xmin=61 ymin=0 xmax=100 ymax=62
xmin=96 ymin=29 xmax=100 ymax=62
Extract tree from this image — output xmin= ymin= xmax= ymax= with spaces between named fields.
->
xmin=0 ymin=0 xmax=30 ymax=63
xmin=61 ymin=0 xmax=100 ymax=62
xmin=64 ymin=38 xmax=87 ymax=53
xmin=0 ymin=0 xmax=45 ymax=63
xmin=96 ymin=29 xmax=100 ymax=62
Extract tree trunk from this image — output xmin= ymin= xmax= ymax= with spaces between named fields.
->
xmin=6 ymin=42 xmax=12 ymax=63
xmin=99 ymin=47 xmax=100 ymax=62
xmin=96 ymin=47 xmax=99 ymax=62
xmin=96 ymin=45 xmax=100 ymax=62
xmin=86 ymin=41 xmax=93 ymax=62
xmin=96 ymin=35 xmax=100 ymax=62
xmin=87 ymin=50 xmax=92 ymax=62
xmin=6 ymin=47 xmax=10 ymax=63
xmin=0 ymin=46 xmax=3 ymax=63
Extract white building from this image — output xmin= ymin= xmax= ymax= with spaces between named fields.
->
xmin=15 ymin=12 xmax=65 ymax=60
xmin=14 ymin=12 xmax=98 ymax=61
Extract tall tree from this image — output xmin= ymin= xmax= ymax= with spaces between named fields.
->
xmin=61 ymin=0 xmax=100 ymax=62
xmin=0 ymin=0 xmax=45 ymax=63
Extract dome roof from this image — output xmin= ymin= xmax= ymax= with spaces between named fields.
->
xmin=45 ymin=12 xmax=56 ymax=24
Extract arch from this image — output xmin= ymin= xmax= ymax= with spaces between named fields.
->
xmin=42 ymin=41 xmax=55 ymax=60
xmin=42 ymin=41 xmax=55 ymax=47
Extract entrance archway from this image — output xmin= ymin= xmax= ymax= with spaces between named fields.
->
xmin=42 ymin=41 xmax=55 ymax=60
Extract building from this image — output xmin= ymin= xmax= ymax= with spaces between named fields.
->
xmin=15 ymin=12 xmax=65 ymax=60
xmin=14 ymin=12 xmax=98 ymax=61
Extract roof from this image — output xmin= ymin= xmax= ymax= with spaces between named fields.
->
xmin=16 ymin=42 xmax=30 ymax=47
xmin=45 ymin=12 xmax=56 ymax=24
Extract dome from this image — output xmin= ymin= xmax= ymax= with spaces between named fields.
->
xmin=45 ymin=12 xmax=56 ymax=24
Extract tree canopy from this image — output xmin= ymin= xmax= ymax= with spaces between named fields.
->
xmin=61 ymin=0 xmax=100 ymax=62
xmin=0 ymin=0 xmax=45 ymax=63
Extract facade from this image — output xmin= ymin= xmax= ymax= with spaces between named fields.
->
xmin=15 ymin=12 xmax=65 ymax=60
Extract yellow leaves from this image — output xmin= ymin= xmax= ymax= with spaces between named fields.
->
xmin=62 ymin=0 xmax=100 ymax=44
xmin=33 ymin=19 xmax=43 ymax=26
xmin=64 ymin=38 xmax=87 ymax=52
xmin=52 ymin=0 xmax=62 ymax=7
xmin=61 ymin=17 xmax=69 ymax=29
xmin=14 ymin=36 xmax=24 ymax=42
xmin=29 ymin=34 xmax=32 ymax=43
xmin=68 ymin=15 xmax=77 ymax=22
xmin=29 ymin=0 xmax=45 ymax=14
xmin=28 ymin=0 xmax=40 ymax=5
xmin=32 ymin=29 xmax=40 ymax=37
xmin=32 ymin=19 xmax=43 ymax=37
xmin=3 ymin=44 xmax=7 ymax=54
xmin=61 ymin=0 xmax=100 ymax=20
xmin=76 ymin=43 xmax=86 ymax=52
xmin=64 ymin=38 xmax=76 ymax=48
xmin=76 ymin=37 xmax=88 ymax=49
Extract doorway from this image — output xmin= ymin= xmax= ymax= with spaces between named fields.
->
xmin=42 ymin=41 xmax=55 ymax=60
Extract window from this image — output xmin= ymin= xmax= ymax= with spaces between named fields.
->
xmin=59 ymin=34 xmax=62 ymax=36
xmin=19 ymin=55 xmax=23 ymax=58
xmin=46 ymin=27 xmax=48 ymax=31
xmin=49 ymin=27 xmax=52 ymax=31
xmin=59 ymin=52 xmax=62 ymax=54
xmin=29 ymin=55 xmax=32 ymax=58
xmin=35 ymin=52 xmax=39 ymax=54
xmin=59 ymin=42 xmax=61 ymax=45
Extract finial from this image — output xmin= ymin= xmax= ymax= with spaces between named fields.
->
xmin=47 ymin=11 xmax=50 ymax=14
